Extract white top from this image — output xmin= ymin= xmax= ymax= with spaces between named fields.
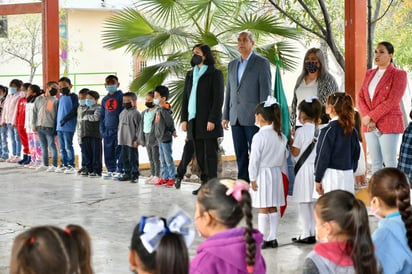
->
xmin=24 ymin=102 xmax=35 ymax=133
xmin=296 ymin=79 xmax=318 ymax=126
xmin=293 ymin=122 xmax=316 ymax=163
xmin=249 ymin=125 xmax=288 ymax=181
xmin=368 ymin=68 xmax=386 ymax=100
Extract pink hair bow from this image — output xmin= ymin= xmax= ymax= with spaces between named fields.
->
xmin=226 ymin=181 xmax=249 ymax=202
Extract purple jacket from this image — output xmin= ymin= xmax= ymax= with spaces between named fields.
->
xmin=190 ymin=227 xmax=266 ymax=274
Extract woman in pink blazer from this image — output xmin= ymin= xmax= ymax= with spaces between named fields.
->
xmin=358 ymin=41 xmax=407 ymax=173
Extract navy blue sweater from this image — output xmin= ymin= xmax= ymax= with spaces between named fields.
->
xmin=315 ymin=120 xmax=360 ymax=182
xmin=100 ymin=90 xmax=124 ymax=133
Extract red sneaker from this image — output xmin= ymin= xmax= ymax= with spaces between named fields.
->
xmin=164 ymin=179 xmax=175 ymax=188
xmin=155 ymin=178 xmax=168 ymax=186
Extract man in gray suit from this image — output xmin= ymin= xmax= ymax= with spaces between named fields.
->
xmin=222 ymin=31 xmax=272 ymax=182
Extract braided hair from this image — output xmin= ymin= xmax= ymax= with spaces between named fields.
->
xmin=369 ymin=167 xmax=412 ymax=250
xmin=198 ymin=178 xmax=257 ymax=273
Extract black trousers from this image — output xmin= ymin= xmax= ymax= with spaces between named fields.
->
xmin=194 ymin=138 xmax=218 ymax=184
xmin=82 ymin=137 xmax=102 ymax=175
xmin=176 ymin=139 xmax=195 ymax=179
xmin=121 ymin=145 xmax=139 ymax=178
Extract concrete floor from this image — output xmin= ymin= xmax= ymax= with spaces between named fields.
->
xmin=0 ymin=162 xmax=375 ymax=274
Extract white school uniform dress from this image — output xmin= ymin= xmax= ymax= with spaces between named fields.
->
xmin=291 ymin=122 xmax=316 ymax=203
xmin=249 ymin=125 xmax=288 ymax=208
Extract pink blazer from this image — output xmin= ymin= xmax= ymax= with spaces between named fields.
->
xmin=358 ymin=63 xmax=407 ymax=134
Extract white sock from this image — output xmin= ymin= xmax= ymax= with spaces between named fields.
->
xmin=299 ymin=203 xmax=312 ymax=238
xmin=268 ymin=212 xmax=279 ymax=241
xmin=309 ymin=202 xmax=315 ymax=236
xmin=258 ymin=213 xmax=269 ymax=240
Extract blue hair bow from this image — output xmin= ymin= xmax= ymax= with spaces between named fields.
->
xmin=139 ymin=209 xmax=195 ymax=253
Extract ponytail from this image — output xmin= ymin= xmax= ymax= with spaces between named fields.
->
xmin=395 ymin=181 xmax=412 ymax=250
xmin=157 ymin=233 xmax=189 ymax=274
xmin=241 ymin=191 xmax=256 ymax=274
xmin=349 ymin=198 xmax=378 ymax=274
xmin=369 ymin=167 xmax=412 ymax=250
xmin=65 ymin=224 xmax=93 ymax=274
xmin=327 ymin=93 xmax=355 ymax=135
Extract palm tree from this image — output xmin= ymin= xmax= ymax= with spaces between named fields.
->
xmin=102 ymin=0 xmax=300 ymax=119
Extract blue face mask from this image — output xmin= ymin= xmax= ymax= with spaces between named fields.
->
xmin=153 ymin=98 xmax=160 ymax=106
xmin=9 ymin=87 xmax=17 ymax=94
xmin=79 ymin=99 xmax=86 ymax=106
xmin=85 ymin=99 xmax=94 ymax=107
xmin=106 ymin=85 xmax=117 ymax=93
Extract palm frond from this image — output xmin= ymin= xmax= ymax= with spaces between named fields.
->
xmin=136 ymin=0 xmax=185 ymax=27
xmin=256 ymin=41 xmax=299 ymax=71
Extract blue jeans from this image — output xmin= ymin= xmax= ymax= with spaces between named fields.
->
xmin=159 ymin=141 xmax=176 ymax=180
xmin=231 ymin=124 xmax=259 ymax=182
xmin=38 ymin=127 xmax=58 ymax=166
xmin=365 ymin=132 xmax=401 ymax=174
xmin=0 ymin=125 xmax=8 ymax=159
xmin=57 ymin=131 xmax=75 ymax=167
xmin=8 ymin=123 xmax=21 ymax=157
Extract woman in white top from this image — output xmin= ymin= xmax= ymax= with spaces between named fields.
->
xmin=249 ymin=96 xmax=288 ymax=249
xmin=358 ymin=41 xmax=407 ymax=173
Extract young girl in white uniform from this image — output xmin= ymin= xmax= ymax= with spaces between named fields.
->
xmin=249 ymin=96 xmax=288 ymax=249
xmin=290 ymin=96 xmax=322 ymax=244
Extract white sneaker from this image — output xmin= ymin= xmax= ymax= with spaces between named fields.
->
xmin=102 ymin=172 xmax=113 ymax=179
xmin=145 ymin=176 xmax=154 ymax=184
xmin=36 ymin=165 xmax=48 ymax=171
xmin=46 ymin=165 xmax=57 ymax=172
xmin=55 ymin=166 xmax=67 ymax=173
xmin=64 ymin=165 xmax=76 ymax=174
xmin=111 ymin=172 xmax=122 ymax=180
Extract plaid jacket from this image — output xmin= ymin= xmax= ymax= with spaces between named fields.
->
xmin=398 ymin=122 xmax=412 ymax=185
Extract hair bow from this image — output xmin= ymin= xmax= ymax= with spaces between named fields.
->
xmin=263 ymin=95 xmax=278 ymax=107
xmin=305 ymin=95 xmax=318 ymax=103
xmin=226 ymin=180 xmax=250 ymax=202
xmin=139 ymin=209 xmax=195 ymax=253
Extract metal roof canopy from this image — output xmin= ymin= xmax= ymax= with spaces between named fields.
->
xmin=0 ymin=1 xmax=58 ymax=88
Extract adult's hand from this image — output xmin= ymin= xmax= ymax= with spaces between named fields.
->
xmin=181 ymin=121 xmax=188 ymax=132
xmin=361 ymin=115 xmax=371 ymax=126
xmin=367 ymin=121 xmax=376 ymax=131
xmin=221 ymin=119 xmax=229 ymax=130
xmin=206 ymin=122 xmax=215 ymax=132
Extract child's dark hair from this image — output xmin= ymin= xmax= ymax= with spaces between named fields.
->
xmin=46 ymin=81 xmax=58 ymax=87
xmin=327 ymin=92 xmax=355 ymax=136
xmin=155 ymin=85 xmax=169 ymax=99
xmin=368 ymin=167 xmax=412 ymax=250
xmin=105 ymin=74 xmax=118 ymax=83
xmin=354 ymin=110 xmax=363 ymax=142
xmin=10 ymin=79 xmax=22 ymax=89
xmin=10 ymin=224 xmax=93 ymax=274
xmin=198 ymin=178 xmax=256 ymax=274
xmin=130 ymin=218 xmax=189 ymax=274
xmin=87 ymin=90 xmax=100 ymax=100
xmin=23 ymin=82 xmax=31 ymax=91
xmin=192 ymin=44 xmax=215 ymax=66
xmin=315 ymin=190 xmax=378 ymax=274
xmin=28 ymin=84 xmax=41 ymax=103
xmin=58 ymin=77 xmax=72 ymax=86
xmin=0 ymin=85 xmax=8 ymax=96
xmin=298 ymin=98 xmax=322 ymax=125
xmin=255 ymin=102 xmax=282 ymax=136
xmin=123 ymin=92 xmax=137 ymax=101
xmin=78 ymin=88 xmax=89 ymax=95
xmin=147 ymin=91 xmax=154 ymax=98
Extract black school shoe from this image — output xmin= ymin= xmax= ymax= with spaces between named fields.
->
xmin=291 ymin=236 xmax=316 ymax=244
xmin=130 ymin=175 xmax=139 ymax=184
xmin=175 ymin=178 xmax=182 ymax=189
xmin=262 ymin=239 xmax=278 ymax=249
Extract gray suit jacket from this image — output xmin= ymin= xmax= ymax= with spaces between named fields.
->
xmin=222 ymin=52 xmax=272 ymax=126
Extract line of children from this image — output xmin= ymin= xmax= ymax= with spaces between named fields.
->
xmin=290 ymin=97 xmax=322 ymax=244
xmin=249 ymin=96 xmax=288 ymax=249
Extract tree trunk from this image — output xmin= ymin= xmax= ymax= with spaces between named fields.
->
xmin=367 ymin=0 xmax=381 ymax=69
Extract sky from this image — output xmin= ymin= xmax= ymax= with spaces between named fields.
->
xmin=0 ymin=0 xmax=133 ymax=10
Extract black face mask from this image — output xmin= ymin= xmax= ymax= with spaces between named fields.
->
xmin=304 ymin=61 xmax=318 ymax=73
xmin=123 ymin=102 xmax=133 ymax=109
xmin=191 ymin=54 xmax=203 ymax=66
xmin=145 ymin=102 xmax=154 ymax=108
xmin=61 ymin=87 xmax=70 ymax=95
xmin=49 ymin=88 xmax=58 ymax=96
